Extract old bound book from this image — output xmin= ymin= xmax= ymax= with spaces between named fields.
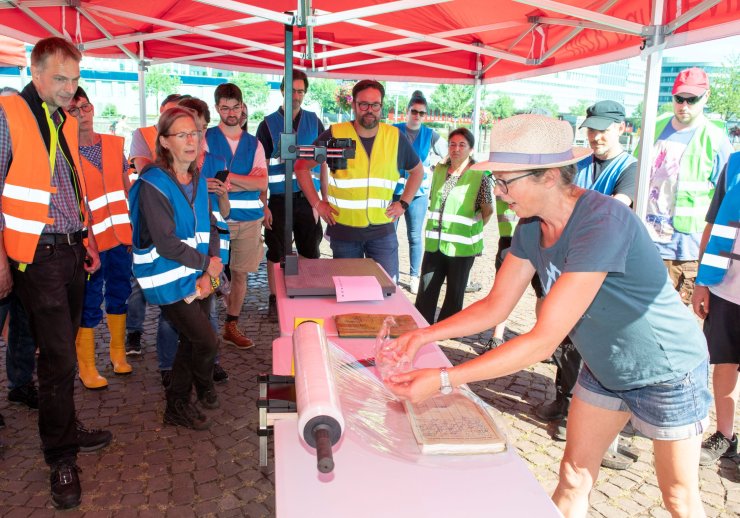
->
xmin=404 ymin=392 xmax=506 ymax=455
xmin=334 ymin=313 xmax=418 ymax=338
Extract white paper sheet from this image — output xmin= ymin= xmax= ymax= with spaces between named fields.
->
xmin=333 ymin=276 xmax=384 ymax=302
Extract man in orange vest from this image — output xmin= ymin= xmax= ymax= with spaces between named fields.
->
xmin=0 ymin=37 xmax=112 ymax=509
xmin=69 ymin=87 xmax=133 ymax=390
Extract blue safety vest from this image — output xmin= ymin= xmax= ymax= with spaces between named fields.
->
xmin=574 ymin=152 xmax=636 ymax=195
xmin=393 ymin=123 xmax=432 ymax=197
xmin=697 ymin=152 xmax=740 ymax=286
xmin=205 ymin=127 xmax=263 ymax=222
xmin=265 ymin=110 xmax=321 ymax=195
xmin=130 ymin=167 xmax=211 ymax=305
xmin=201 ymin=153 xmax=230 ymax=264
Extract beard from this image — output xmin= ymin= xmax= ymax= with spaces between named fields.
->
xmin=358 ymin=113 xmax=378 ymax=130
xmin=221 ymin=115 xmax=240 ymax=127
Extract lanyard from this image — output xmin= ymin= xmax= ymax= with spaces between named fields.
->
xmin=42 ymin=101 xmax=60 ymax=176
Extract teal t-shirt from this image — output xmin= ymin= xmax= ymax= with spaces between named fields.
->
xmin=510 ymin=190 xmax=707 ymax=391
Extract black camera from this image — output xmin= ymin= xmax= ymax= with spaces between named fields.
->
xmin=317 ymin=137 xmax=356 ymax=171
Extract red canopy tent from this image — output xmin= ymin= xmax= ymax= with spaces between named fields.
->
xmin=0 ymin=35 xmax=26 ymax=68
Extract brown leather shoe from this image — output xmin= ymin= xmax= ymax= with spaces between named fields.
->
xmin=223 ymin=320 xmax=254 ymax=349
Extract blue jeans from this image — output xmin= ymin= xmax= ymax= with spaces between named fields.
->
xmin=330 ymin=231 xmax=399 ymax=283
xmin=81 ymin=245 xmax=132 ymax=327
xmin=393 ymin=194 xmax=428 ymax=278
xmin=0 ymin=293 xmax=36 ymax=389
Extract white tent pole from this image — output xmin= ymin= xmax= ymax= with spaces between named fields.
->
xmin=472 ymin=45 xmax=482 ymax=158
xmin=138 ymin=45 xmax=147 ymax=129
xmin=633 ymin=1 xmax=666 ymax=220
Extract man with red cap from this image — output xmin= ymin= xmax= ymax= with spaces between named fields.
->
xmin=641 ymin=67 xmax=733 ymax=305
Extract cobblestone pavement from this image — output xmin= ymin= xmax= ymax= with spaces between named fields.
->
xmin=1 ymin=219 xmax=738 ymax=517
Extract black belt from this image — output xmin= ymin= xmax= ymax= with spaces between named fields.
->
xmin=37 ymin=231 xmax=84 ymax=246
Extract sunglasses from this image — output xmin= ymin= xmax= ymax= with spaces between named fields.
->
xmin=409 ymin=109 xmax=427 ymax=117
xmin=673 ymin=93 xmax=704 ymax=105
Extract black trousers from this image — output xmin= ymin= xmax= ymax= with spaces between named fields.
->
xmin=161 ymin=296 xmax=218 ymax=403
xmin=12 ymin=241 xmax=86 ymax=465
xmin=415 ymin=250 xmax=476 ymax=325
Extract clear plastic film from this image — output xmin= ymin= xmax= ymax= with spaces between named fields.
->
xmin=327 ymin=338 xmax=511 ymax=467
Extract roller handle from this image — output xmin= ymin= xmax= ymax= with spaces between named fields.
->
xmin=313 ymin=425 xmax=335 ymax=473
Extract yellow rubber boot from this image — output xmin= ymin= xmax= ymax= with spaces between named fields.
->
xmin=108 ymin=313 xmax=133 ymax=375
xmin=75 ymin=327 xmax=108 ymax=390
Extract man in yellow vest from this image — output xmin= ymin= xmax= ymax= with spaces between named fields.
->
xmin=0 ymin=36 xmax=112 ymax=509
xmin=294 ymin=79 xmax=424 ymax=282
xmin=642 ymin=67 xmax=733 ymax=304
xmin=69 ymin=87 xmax=133 ymax=390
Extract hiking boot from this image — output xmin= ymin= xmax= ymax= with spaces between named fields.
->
xmin=76 ymin=420 xmax=112 ymax=452
xmin=160 ymin=370 xmax=172 ymax=389
xmin=198 ymin=389 xmax=220 ymax=410
xmin=484 ymin=337 xmax=504 ymax=351
xmin=50 ymin=460 xmax=81 ymax=509
xmin=213 ymin=363 xmax=229 ymax=384
xmin=163 ymin=399 xmax=211 ymax=430
xmin=536 ymin=399 xmax=567 ymax=422
xmin=267 ymin=294 xmax=278 ymax=322
xmin=700 ymin=431 xmax=738 ymax=466
xmin=125 ymin=331 xmax=142 ymax=356
xmin=409 ymin=276 xmax=420 ymax=295
xmin=8 ymin=383 xmax=39 ymax=409
xmin=223 ymin=320 xmax=254 ymax=349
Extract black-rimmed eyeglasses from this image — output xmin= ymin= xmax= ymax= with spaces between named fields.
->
xmin=492 ymin=171 xmax=538 ymax=194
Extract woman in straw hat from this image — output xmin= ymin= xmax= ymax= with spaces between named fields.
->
xmin=387 ymin=114 xmax=710 ymax=517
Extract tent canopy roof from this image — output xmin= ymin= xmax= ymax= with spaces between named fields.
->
xmin=0 ymin=1 xmax=737 ymax=84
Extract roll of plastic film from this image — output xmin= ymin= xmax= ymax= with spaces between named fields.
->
xmin=293 ymin=321 xmax=345 ymax=472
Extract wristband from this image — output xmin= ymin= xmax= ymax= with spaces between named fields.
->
xmin=398 ymin=199 xmax=409 ymax=211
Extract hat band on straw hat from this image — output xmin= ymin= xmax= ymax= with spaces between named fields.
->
xmin=486 ymin=150 xmax=575 ymax=166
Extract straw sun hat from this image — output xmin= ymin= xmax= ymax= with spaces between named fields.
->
xmin=470 ymin=114 xmax=591 ymax=172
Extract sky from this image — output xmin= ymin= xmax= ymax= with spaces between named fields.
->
xmin=663 ymin=34 xmax=740 ymax=63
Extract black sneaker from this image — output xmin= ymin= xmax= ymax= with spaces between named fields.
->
xmin=164 ymin=399 xmax=211 ymax=430
xmin=50 ymin=460 xmax=81 ymax=509
xmin=160 ymin=370 xmax=172 ymax=389
xmin=76 ymin=420 xmax=112 ymax=452
xmin=8 ymin=383 xmax=39 ymax=409
xmin=535 ymin=399 xmax=568 ymax=422
xmin=125 ymin=331 xmax=142 ymax=356
xmin=213 ymin=363 xmax=229 ymax=384
xmin=198 ymin=389 xmax=220 ymax=410
xmin=700 ymin=431 xmax=738 ymax=465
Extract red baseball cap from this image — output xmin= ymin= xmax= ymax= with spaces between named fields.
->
xmin=672 ymin=67 xmax=710 ymax=96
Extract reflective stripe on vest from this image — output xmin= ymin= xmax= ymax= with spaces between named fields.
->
xmin=0 ymin=95 xmax=88 ymax=263
xmin=394 ymin=123 xmax=432 ymax=197
xmin=205 ymin=126 xmax=262 ymax=222
xmin=265 ymin=109 xmax=320 ymax=195
xmin=424 ymin=164 xmax=485 ymax=257
xmin=130 ymin=167 xmax=211 ymax=305
xmin=327 ymin=122 xmax=399 ymax=227
xmin=697 ymin=152 xmax=740 ymax=286
xmin=80 ymin=134 xmax=132 ymax=251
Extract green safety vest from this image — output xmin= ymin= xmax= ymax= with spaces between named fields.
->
xmin=496 ymin=199 xmax=517 ymax=237
xmin=425 ymin=164 xmax=485 ymax=257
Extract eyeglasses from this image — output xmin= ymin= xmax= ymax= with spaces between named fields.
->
xmin=409 ymin=109 xmax=426 ymax=117
xmin=673 ymin=93 xmax=705 ymax=105
xmin=356 ymin=101 xmax=382 ymax=112
xmin=217 ymin=104 xmax=242 ymax=114
xmin=492 ymin=171 xmax=539 ymax=194
xmin=165 ymin=130 xmax=202 ymax=141
xmin=68 ymin=103 xmax=93 ymax=117
xmin=448 ymin=142 xmax=468 ymax=149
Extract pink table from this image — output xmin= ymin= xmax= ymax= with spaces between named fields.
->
xmin=274 ymin=263 xmax=428 ymax=336
xmin=271 ymin=336 xmax=560 ymax=517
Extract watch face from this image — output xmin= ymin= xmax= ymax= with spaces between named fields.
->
xmin=440 ymin=385 xmax=453 ymax=395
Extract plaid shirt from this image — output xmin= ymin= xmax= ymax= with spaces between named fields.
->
xmin=0 ymin=102 xmax=84 ymax=234
xmin=79 ymin=139 xmax=129 ymax=174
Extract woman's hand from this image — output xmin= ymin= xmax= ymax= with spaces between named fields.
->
xmin=386 ymin=368 xmax=441 ymax=403
xmin=385 ymin=328 xmax=428 ymax=364
xmin=206 ymin=256 xmax=223 ymax=279
xmin=206 ymin=177 xmax=228 ymax=198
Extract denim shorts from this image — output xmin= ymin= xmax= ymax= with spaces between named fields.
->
xmin=573 ymin=359 xmax=711 ymax=441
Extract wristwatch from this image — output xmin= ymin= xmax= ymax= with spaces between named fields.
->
xmin=398 ymin=199 xmax=409 ymax=211
xmin=439 ymin=368 xmax=453 ymax=395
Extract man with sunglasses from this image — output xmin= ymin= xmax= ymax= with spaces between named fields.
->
xmin=641 ymin=67 xmax=733 ymax=305
xmin=294 ymin=79 xmax=424 ymax=283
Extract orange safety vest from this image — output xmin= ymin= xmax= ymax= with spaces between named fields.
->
xmin=0 ymin=95 xmax=88 ymax=263
xmin=140 ymin=125 xmax=157 ymax=158
xmin=81 ymin=134 xmax=132 ymax=251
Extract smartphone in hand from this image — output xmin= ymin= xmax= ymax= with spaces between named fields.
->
xmin=214 ymin=170 xmax=229 ymax=183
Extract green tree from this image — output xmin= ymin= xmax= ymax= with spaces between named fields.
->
xmin=527 ymin=94 xmax=559 ymax=117
xmin=659 ymin=102 xmax=674 ymax=115
xmin=101 ymin=103 xmax=119 ymax=117
xmin=569 ymin=99 xmax=591 ymax=116
xmin=487 ymin=93 xmax=515 ymax=119
xmin=430 ymin=84 xmax=474 ymax=118
xmin=627 ymin=101 xmax=643 ymax=132
xmin=138 ymin=66 xmax=181 ymax=108
xmin=231 ymin=72 xmax=269 ymax=109
xmin=306 ymin=78 xmax=339 ymax=116
xmin=707 ymin=55 xmax=740 ymax=121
